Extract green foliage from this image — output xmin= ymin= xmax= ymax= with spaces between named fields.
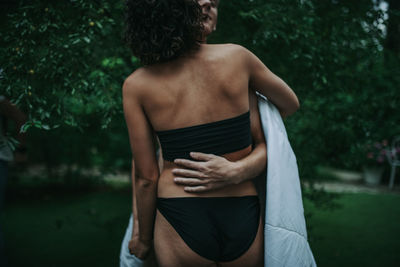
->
xmin=213 ymin=0 xmax=400 ymax=176
xmin=1 ymin=0 xmax=399 ymax=179
xmin=0 ymin=0 xmax=136 ymax=131
xmin=25 ymin=116 xmax=132 ymax=174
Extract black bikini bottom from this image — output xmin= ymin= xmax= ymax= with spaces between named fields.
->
xmin=156 ymin=195 xmax=260 ymax=262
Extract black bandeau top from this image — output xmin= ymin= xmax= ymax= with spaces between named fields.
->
xmin=156 ymin=111 xmax=252 ymax=162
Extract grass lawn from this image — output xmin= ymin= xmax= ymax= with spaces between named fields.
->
xmin=305 ymin=191 xmax=400 ymax=267
xmin=3 ymin=189 xmax=132 ymax=267
xmin=2 ymin=187 xmax=400 ymax=267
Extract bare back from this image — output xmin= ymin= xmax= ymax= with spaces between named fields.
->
xmin=137 ymin=44 xmax=250 ymax=131
xmin=123 ymin=39 xmax=296 ymax=267
xmin=128 ymin=44 xmax=259 ymax=198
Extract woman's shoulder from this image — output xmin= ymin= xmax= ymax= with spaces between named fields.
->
xmin=207 ymin=42 xmax=247 ymax=52
xmin=206 ymin=43 xmax=253 ymax=63
xmin=122 ymin=67 xmax=152 ymax=98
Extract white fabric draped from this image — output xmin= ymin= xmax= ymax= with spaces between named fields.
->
xmin=257 ymin=93 xmax=317 ymax=267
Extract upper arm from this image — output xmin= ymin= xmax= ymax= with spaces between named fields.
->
xmin=242 ymin=47 xmax=300 ymax=117
xmin=122 ymin=77 xmax=159 ymax=181
xmin=248 ymin=89 xmax=265 ymax=147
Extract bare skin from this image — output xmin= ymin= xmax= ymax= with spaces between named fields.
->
xmin=123 ymin=43 xmax=298 ymax=265
xmin=171 ymin=0 xmax=296 ymax=193
xmin=153 ymin=85 xmax=265 ymax=267
xmin=199 ymin=0 xmax=219 ymax=40
xmin=154 ymin=210 xmax=263 ymax=267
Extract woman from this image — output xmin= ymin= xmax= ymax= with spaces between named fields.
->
xmin=120 ymin=1 xmax=271 ymax=266
xmin=123 ymin=0 xmax=299 ymax=266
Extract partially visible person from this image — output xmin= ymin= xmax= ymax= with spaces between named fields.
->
xmin=0 ymin=95 xmax=27 ymax=267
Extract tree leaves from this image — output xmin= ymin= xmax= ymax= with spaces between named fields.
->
xmin=213 ymin=0 xmax=399 ymax=172
xmin=1 ymin=0 xmax=129 ymax=130
xmin=1 ymin=0 xmax=398 ymax=174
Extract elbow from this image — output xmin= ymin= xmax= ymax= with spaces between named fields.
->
xmin=259 ymin=144 xmax=268 ymax=168
xmin=133 ymin=164 xmax=159 ymax=190
xmin=284 ymin=98 xmax=300 ymax=117
xmin=253 ymin=140 xmax=266 ymax=152
xmin=292 ymin=97 xmax=300 ymax=113
xmin=252 ymin=141 xmax=267 ymax=168
xmin=135 ymin=174 xmax=158 ymax=190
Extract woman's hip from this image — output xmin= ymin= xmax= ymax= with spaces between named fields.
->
xmin=154 ymin=195 xmax=261 ymax=263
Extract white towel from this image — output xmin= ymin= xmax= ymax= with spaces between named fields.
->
xmin=119 ymin=94 xmax=317 ymax=267
xmin=257 ymin=93 xmax=317 ymax=267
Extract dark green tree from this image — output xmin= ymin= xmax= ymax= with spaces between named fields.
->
xmin=385 ymin=0 xmax=400 ymax=56
xmin=0 ymin=0 xmax=136 ymax=131
xmin=213 ymin=0 xmax=399 ymax=177
xmin=1 ymin=0 xmax=398 ymax=187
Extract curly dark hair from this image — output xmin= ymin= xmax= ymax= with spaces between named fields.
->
xmin=124 ymin=0 xmax=204 ymax=65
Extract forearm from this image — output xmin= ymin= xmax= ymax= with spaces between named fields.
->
xmin=233 ymin=88 xmax=267 ymax=184
xmin=135 ymin=177 xmax=158 ymax=243
xmin=132 ymin=192 xmax=139 ymax=239
xmin=131 ymin=162 xmax=139 ymax=239
xmin=233 ymin=142 xmax=267 ymax=184
xmin=132 ymin=147 xmax=162 ymax=240
xmin=131 ymin=148 xmax=163 ymax=240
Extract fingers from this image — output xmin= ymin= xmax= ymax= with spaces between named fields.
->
xmin=174 ymin=177 xmax=208 ymax=186
xmin=174 ymin=158 xmax=204 ymax=170
xmin=183 ymin=182 xmax=224 ymax=193
xmin=189 ymin=152 xmax=216 ymax=161
xmin=174 ymin=152 xmax=218 ymax=170
xmin=183 ymin=185 xmax=209 ymax=193
xmin=172 ymin=168 xmax=205 ymax=178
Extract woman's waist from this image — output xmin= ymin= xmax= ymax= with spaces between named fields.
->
xmin=157 ymin=168 xmax=257 ymax=198
xmin=162 ymin=145 xmax=252 ymax=164
xmin=157 ymin=146 xmax=256 ymax=197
